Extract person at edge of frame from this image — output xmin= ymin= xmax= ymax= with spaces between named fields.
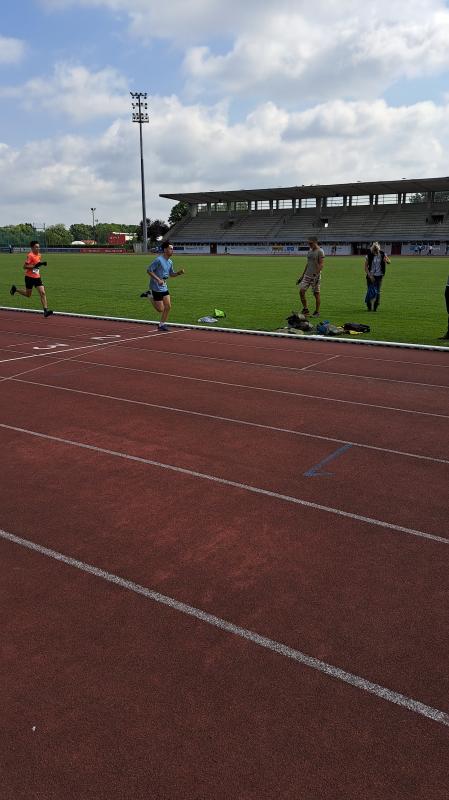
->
xmin=439 ymin=274 xmax=449 ymax=340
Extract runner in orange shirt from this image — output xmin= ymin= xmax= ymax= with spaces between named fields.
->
xmin=10 ymin=240 xmax=53 ymax=317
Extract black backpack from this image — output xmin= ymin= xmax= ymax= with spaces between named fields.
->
xmin=343 ymin=322 xmax=370 ymax=333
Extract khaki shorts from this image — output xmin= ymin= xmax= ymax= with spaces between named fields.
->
xmin=300 ymin=273 xmax=321 ymax=293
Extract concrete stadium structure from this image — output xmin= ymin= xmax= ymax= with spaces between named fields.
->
xmin=162 ymin=177 xmax=449 ymax=256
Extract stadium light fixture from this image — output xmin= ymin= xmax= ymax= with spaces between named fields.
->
xmin=90 ymin=207 xmax=96 ymax=242
xmin=130 ymin=91 xmax=149 ymax=254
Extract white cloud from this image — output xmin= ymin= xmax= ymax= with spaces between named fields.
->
xmin=0 ymin=34 xmax=25 ymax=64
xmin=184 ymin=7 xmax=449 ymax=102
xmin=0 ymin=63 xmax=130 ymax=122
xmin=38 ymin=1 xmax=449 ymax=103
xmin=2 ymin=93 xmax=449 ymax=226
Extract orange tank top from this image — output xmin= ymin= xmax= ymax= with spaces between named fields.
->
xmin=25 ymin=252 xmax=41 ymax=279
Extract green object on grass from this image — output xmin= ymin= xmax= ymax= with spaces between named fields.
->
xmin=214 ymin=308 xmax=226 ymax=318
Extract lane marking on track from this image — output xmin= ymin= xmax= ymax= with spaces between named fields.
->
xmin=186 ymin=332 xmax=449 ymax=368
xmin=0 ymin=331 xmax=189 ymax=387
xmin=1 ymin=526 xmax=448 ymax=728
xmin=0 ymin=422 xmax=447 ymax=545
xmin=304 ymin=444 xmax=353 ymax=477
xmin=66 ymin=358 xmax=449 ymax=420
xmin=101 ymin=344 xmax=449 ymax=389
xmin=32 ymin=343 xmax=68 ymax=351
xmin=300 ymin=355 xmax=340 ymax=370
xmin=0 ymin=327 xmax=187 ymax=365
xmin=9 ymin=376 xmax=449 ymax=466
xmin=306 ymin=368 xmax=449 ymax=391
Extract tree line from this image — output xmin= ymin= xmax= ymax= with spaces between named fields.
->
xmin=0 ymin=202 xmax=190 ymax=247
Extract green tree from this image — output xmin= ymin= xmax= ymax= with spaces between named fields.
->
xmin=0 ymin=223 xmax=36 ymax=246
xmin=45 ymin=224 xmax=71 ymax=247
xmin=168 ymin=201 xmax=190 ymax=225
xmin=69 ymin=223 xmax=93 ymax=242
xmin=136 ymin=218 xmax=169 ymax=244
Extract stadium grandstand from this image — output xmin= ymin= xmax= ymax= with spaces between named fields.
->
xmin=162 ymin=176 xmax=449 ymax=256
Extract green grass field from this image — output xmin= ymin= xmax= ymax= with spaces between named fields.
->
xmin=1 ymin=252 xmax=448 ymax=346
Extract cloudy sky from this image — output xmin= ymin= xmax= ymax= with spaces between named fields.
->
xmin=2 ymin=0 xmax=449 ymax=227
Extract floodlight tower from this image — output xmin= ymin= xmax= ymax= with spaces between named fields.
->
xmin=130 ymin=91 xmax=149 ymax=254
xmin=90 ymin=207 xmax=96 ymax=242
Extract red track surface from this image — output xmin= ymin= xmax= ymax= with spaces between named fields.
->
xmin=1 ymin=310 xmax=448 ymax=799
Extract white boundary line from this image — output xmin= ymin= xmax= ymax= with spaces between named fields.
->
xmin=0 ymin=422 xmax=447 ymax=545
xmin=1 ymin=526 xmax=448 ymax=728
xmin=2 ymin=320 xmax=449 ymax=369
xmin=305 ymin=368 xmax=449 ymax=391
xmin=10 ymin=376 xmax=449 ymax=466
xmin=0 ymin=325 xmax=187 ymax=365
xmin=69 ymin=358 xmax=449 ymax=420
xmin=2 ymin=306 xmax=448 ymax=352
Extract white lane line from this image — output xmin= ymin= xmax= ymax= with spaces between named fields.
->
xmin=10 ymin=377 xmax=449 ymax=466
xmin=71 ymin=358 xmax=449 ymax=420
xmin=191 ymin=334 xmax=449 ymax=368
xmin=105 ymin=344 xmax=449 ymax=387
xmin=113 ymin=344 xmax=349 ymax=375
xmin=1 ymin=526 xmax=448 ymax=728
xmin=307 ymin=368 xmax=449 ymax=391
xmin=0 ymin=331 xmax=188 ymax=386
xmin=301 ymin=355 xmax=341 ymax=370
xmin=0 ymin=422 xmax=447 ymax=545
xmin=0 ymin=327 xmax=188 ymax=365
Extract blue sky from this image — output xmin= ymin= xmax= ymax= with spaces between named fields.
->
xmin=2 ymin=0 xmax=449 ymax=227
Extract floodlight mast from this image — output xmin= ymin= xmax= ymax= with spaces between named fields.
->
xmin=130 ymin=91 xmax=149 ymax=254
xmin=90 ymin=207 xmax=96 ymax=242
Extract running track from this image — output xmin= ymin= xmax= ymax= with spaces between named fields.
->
xmin=0 ymin=309 xmax=448 ymax=800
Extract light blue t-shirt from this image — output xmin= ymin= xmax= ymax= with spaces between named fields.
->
xmin=148 ymin=255 xmax=175 ymax=292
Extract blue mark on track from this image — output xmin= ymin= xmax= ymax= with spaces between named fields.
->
xmin=304 ymin=444 xmax=353 ymax=477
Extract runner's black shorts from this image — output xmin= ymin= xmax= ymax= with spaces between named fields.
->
xmin=25 ymin=276 xmax=43 ymax=289
xmin=150 ymin=289 xmax=170 ymax=301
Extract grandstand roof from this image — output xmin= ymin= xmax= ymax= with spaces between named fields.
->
xmin=160 ymin=177 xmax=449 ymax=204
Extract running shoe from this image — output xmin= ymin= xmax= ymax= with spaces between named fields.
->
xmin=158 ymin=323 xmax=169 ymax=331
xmin=10 ymin=285 xmax=16 ymax=295
xmin=43 ymin=309 xmax=53 ymax=317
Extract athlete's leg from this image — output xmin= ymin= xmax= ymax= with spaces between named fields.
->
xmin=37 ymin=285 xmax=48 ymax=310
xmin=160 ymin=295 xmax=171 ymax=324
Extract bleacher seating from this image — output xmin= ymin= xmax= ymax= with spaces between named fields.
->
xmin=168 ymin=202 xmax=449 ymax=245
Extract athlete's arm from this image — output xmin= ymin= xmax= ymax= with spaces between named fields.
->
xmin=148 ymin=270 xmax=165 ymax=285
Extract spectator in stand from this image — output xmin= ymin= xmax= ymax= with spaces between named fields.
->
xmin=364 ymin=242 xmax=390 ymax=312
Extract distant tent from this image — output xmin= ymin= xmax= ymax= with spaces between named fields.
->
xmin=71 ymin=241 xmax=86 ymax=245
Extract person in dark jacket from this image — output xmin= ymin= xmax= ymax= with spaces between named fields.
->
xmin=364 ymin=242 xmax=390 ymax=311
xmin=439 ymin=275 xmax=449 ymax=340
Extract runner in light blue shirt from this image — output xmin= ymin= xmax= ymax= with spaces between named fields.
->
xmin=141 ymin=241 xmax=185 ymax=331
